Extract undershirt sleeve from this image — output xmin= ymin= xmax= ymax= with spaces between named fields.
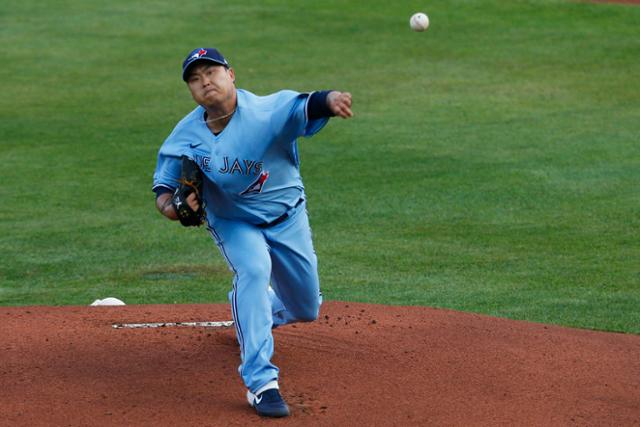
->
xmin=307 ymin=90 xmax=336 ymax=120
xmin=153 ymin=186 xmax=175 ymax=199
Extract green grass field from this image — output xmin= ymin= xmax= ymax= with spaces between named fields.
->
xmin=2 ymin=0 xmax=639 ymax=333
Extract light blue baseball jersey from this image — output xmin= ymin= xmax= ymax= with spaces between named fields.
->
xmin=153 ymin=87 xmax=331 ymax=394
xmin=152 ymin=89 xmax=329 ymax=224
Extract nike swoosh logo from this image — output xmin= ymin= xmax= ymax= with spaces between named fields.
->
xmin=189 ymin=143 xmax=201 ymax=148
xmin=254 ymin=395 xmax=263 ymax=405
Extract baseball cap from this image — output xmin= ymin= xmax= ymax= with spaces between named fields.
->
xmin=182 ymin=47 xmax=229 ymax=81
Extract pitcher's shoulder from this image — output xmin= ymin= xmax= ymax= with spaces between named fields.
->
xmin=238 ymin=89 xmax=303 ymax=111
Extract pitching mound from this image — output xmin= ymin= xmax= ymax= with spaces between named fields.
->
xmin=2 ymin=302 xmax=639 ymax=426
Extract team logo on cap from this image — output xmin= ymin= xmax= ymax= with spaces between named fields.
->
xmin=190 ymin=48 xmax=207 ymax=60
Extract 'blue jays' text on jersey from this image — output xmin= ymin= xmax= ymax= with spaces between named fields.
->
xmin=152 ymin=89 xmax=329 ymax=224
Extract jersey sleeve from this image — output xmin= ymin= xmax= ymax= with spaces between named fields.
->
xmin=271 ymin=90 xmax=329 ymax=140
xmin=152 ymin=109 xmax=203 ymax=194
xmin=152 ymin=136 xmax=187 ymax=194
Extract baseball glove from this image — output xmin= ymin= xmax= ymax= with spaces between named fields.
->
xmin=171 ymin=156 xmax=206 ymax=227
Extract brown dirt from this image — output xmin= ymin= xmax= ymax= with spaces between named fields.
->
xmin=595 ymin=0 xmax=640 ymax=4
xmin=1 ymin=302 xmax=639 ymax=426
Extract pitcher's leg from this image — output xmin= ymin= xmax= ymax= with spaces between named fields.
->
xmin=266 ymin=206 xmax=321 ymax=326
xmin=208 ymin=221 xmax=278 ymax=393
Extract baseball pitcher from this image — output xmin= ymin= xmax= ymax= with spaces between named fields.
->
xmin=152 ymin=47 xmax=353 ymax=418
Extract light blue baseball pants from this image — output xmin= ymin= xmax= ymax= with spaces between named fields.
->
xmin=207 ymin=200 xmax=321 ymax=393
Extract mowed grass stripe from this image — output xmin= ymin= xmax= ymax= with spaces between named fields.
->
xmin=1 ymin=0 xmax=638 ymax=333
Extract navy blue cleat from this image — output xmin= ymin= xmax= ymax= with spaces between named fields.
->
xmin=247 ymin=388 xmax=290 ymax=418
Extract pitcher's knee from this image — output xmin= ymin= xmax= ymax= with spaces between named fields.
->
xmin=294 ymin=303 xmax=319 ymax=322
xmin=296 ymin=312 xmax=317 ymax=323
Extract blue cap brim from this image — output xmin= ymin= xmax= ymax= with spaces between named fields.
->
xmin=182 ymin=58 xmax=228 ymax=81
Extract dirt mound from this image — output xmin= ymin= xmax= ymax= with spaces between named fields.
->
xmin=1 ymin=302 xmax=639 ymax=426
xmin=595 ymin=0 xmax=640 ymax=4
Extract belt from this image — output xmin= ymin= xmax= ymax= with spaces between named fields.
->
xmin=256 ymin=198 xmax=304 ymax=229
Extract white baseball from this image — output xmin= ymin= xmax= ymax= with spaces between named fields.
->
xmin=410 ymin=12 xmax=429 ymax=32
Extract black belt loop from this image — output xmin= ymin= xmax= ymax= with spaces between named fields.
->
xmin=256 ymin=197 xmax=304 ymax=229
